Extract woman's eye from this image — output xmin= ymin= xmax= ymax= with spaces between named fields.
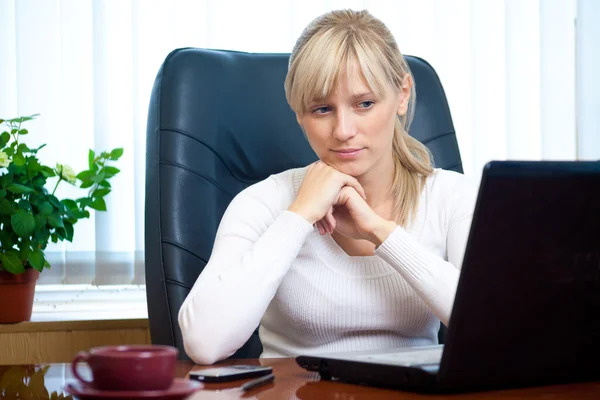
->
xmin=358 ymin=101 xmax=375 ymax=109
xmin=312 ymin=106 xmax=331 ymax=114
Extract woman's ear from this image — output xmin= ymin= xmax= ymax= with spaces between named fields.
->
xmin=396 ymin=74 xmax=413 ymax=116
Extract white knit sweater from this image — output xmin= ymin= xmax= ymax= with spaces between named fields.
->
xmin=178 ymin=166 xmax=478 ymax=365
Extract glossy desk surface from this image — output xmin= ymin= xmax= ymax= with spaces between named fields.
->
xmin=2 ymin=357 xmax=600 ymax=399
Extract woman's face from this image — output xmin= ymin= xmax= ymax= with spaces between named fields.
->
xmin=296 ymin=63 xmax=411 ymax=178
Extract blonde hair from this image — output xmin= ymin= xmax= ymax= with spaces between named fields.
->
xmin=285 ymin=9 xmax=434 ymax=227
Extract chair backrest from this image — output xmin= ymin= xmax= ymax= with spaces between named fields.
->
xmin=145 ymin=48 xmax=462 ymax=360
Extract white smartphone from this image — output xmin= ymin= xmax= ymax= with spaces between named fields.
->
xmin=188 ymin=365 xmax=273 ymax=382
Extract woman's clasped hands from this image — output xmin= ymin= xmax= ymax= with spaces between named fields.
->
xmin=288 ymin=161 xmax=396 ymax=246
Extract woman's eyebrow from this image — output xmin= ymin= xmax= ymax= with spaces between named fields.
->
xmin=307 ymin=92 xmax=376 ymax=108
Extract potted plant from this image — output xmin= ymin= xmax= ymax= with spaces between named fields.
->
xmin=0 ymin=114 xmax=122 ymax=323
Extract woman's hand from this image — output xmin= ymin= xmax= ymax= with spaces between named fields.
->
xmin=288 ymin=161 xmax=367 ymax=225
xmin=317 ymin=187 xmax=397 ymax=245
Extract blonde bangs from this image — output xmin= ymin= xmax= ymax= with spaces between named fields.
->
xmin=353 ymin=35 xmax=397 ymax=97
xmin=287 ymin=29 xmax=392 ymax=114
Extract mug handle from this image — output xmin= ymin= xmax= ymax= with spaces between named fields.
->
xmin=71 ymin=351 xmax=93 ymax=386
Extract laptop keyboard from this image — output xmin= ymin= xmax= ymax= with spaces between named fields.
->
xmin=354 ymin=347 xmax=443 ymax=366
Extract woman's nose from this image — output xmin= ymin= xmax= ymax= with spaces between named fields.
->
xmin=332 ymin=109 xmax=357 ymax=141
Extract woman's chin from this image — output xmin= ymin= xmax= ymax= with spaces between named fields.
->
xmin=326 ymin=160 xmax=369 ymax=177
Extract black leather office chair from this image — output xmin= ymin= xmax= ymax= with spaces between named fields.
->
xmin=145 ymin=48 xmax=462 ymax=360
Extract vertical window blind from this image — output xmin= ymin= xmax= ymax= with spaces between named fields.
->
xmin=0 ymin=0 xmax=597 ymax=286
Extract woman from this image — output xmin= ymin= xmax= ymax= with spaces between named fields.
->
xmin=178 ymin=9 xmax=478 ymax=365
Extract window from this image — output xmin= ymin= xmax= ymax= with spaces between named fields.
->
xmin=1 ymin=0 xmax=597 ymax=295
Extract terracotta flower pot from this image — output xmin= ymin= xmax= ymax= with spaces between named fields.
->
xmin=0 ymin=268 xmax=40 ymax=323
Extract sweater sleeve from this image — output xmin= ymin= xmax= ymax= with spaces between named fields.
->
xmin=374 ymin=175 xmax=478 ymax=326
xmin=178 ymin=173 xmax=314 ymax=365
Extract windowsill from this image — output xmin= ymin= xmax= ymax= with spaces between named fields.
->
xmin=0 ymin=285 xmax=149 ymax=334
xmin=0 ymin=318 xmax=149 ymax=333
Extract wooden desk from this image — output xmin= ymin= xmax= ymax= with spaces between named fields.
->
xmin=3 ymin=358 xmax=600 ymax=399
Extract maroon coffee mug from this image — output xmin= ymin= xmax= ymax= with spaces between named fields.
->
xmin=71 ymin=345 xmax=178 ymax=391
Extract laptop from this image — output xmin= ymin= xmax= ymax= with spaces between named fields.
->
xmin=297 ymin=161 xmax=600 ymax=392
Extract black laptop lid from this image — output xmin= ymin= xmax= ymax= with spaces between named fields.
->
xmin=439 ymin=161 xmax=600 ymax=390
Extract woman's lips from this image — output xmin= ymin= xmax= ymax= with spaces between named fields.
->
xmin=332 ymin=148 xmax=364 ymax=159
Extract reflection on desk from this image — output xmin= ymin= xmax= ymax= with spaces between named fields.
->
xmin=1 ymin=357 xmax=600 ymax=399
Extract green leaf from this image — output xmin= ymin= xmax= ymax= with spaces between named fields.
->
xmin=10 ymin=164 xmax=27 ymax=176
xmin=0 ymin=231 xmax=14 ymax=248
xmin=34 ymin=229 xmax=49 ymax=246
xmin=99 ymin=180 xmax=111 ymax=188
xmin=17 ymin=143 xmax=30 ymax=152
xmin=77 ymin=197 xmax=93 ymax=208
xmin=0 ymin=189 xmax=6 ymax=199
xmin=103 ymin=166 xmax=120 ymax=178
xmin=13 ymin=152 xmax=26 ymax=166
xmin=91 ymin=171 xmax=106 ymax=183
xmin=11 ymin=114 xmax=39 ymax=123
xmin=61 ymin=199 xmax=78 ymax=210
xmin=72 ymin=208 xmax=89 ymax=219
xmin=76 ymin=169 xmax=95 ymax=182
xmin=29 ymin=194 xmax=44 ymax=207
xmin=35 ymin=214 xmax=46 ymax=229
xmin=19 ymin=245 xmax=31 ymax=261
xmin=0 ymin=198 xmax=13 ymax=215
xmin=64 ymin=216 xmax=77 ymax=224
xmin=28 ymin=248 xmax=45 ymax=271
xmin=18 ymin=200 xmax=31 ymax=211
xmin=63 ymin=220 xmax=74 ymax=242
xmin=32 ymin=177 xmax=46 ymax=187
xmin=51 ymin=233 xmax=58 ymax=243
xmin=41 ymin=166 xmax=56 ymax=178
xmin=63 ymin=209 xmax=75 ymax=220
xmin=32 ymin=143 xmax=47 ymax=153
xmin=89 ymin=197 xmax=107 ymax=211
xmin=38 ymin=201 xmax=53 ymax=216
xmin=11 ymin=210 xmax=36 ymax=237
xmin=6 ymin=183 xmax=34 ymax=194
xmin=27 ymin=167 xmax=36 ymax=182
xmin=48 ymin=195 xmax=63 ymax=212
xmin=93 ymin=188 xmax=111 ymax=198
xmin=80 ymin=180 xmax=94 ymax=189
xmin=9 ymin=231 xmax=19 ymax=243
xmin=26 ymin=158 xmax=41 ymax=171
xmin=55 ymin=227 xmax=66 ymax=240
xmin=89 ymin=149 xmax=95 ymax=169
xmin=0 ymin=251 xmax=24 ymax=274
xmin=0 ymin=131 xmax=10 ymax=146
xmin=109 ymin=148 xmax=124 ymax=160
xmin=47 ymin=213 xmax=64 ymax=229
xmin=18 ymin=129 xmax=28 ymax=135
xmin=44 ymin=259 xmax=51 ymax=269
